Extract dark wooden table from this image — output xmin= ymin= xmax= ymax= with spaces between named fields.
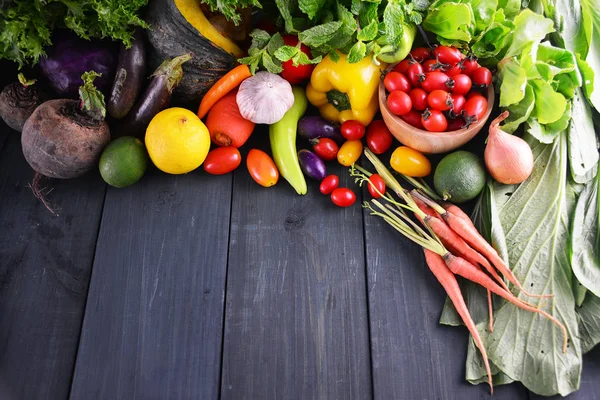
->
xmin=0 ymin=81 xmax=599 ymax=400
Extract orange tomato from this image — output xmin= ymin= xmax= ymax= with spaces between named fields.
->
xmin=337 ymin=140 xmax=363 ymax=167
xmin=246 ymin=149 xmax=279 ymax=187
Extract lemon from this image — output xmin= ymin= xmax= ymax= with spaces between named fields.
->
xmin=99 ymin=136 xmax=148 ymax=188
xmin=145 ymin=107 xmax=211 ymax=174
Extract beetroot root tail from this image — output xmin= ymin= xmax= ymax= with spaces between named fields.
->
xmin=29 ymin=172 xmax=58 ymax=216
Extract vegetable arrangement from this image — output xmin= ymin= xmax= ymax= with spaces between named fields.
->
xmin=0 ymin=0 xmax=598 ymax=396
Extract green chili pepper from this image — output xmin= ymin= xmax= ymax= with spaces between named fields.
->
xmin=269 ymin=86 xmax=308 ymax=195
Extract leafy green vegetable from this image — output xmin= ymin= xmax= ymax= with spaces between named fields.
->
xmin=497 ymin=58 xmax=527 ymax=107
xmin=568 ymin=89 xmax=599 ymax=183
xmin=0 ymin=0 xmax=148 ymax=67
xmin=530 ymin=79 xmax=568 ymax=124
xmin=577 ymin=293 xmax=600 ymax=353
xmin=422 ymin=3 xmax=473 ymax=43
xmin=505 ymin=9 xmax=555 ymax=58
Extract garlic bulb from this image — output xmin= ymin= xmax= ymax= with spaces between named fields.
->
xmin=236 ymin=72 xmax=294 ymax=124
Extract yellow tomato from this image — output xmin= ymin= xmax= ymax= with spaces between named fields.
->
xmin=390 ymin=146 xmax=431 ymax=177
xmin=337 ymin=140 xmax=363 ymax=167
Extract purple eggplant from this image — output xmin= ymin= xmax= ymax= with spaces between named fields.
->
xmin=298 ymin=149 xmax=327 ymax=181
xmin=298 ymin=116 xmax=344 ymax=144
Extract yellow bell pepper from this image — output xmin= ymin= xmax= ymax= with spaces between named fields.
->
xmin=306 ymin=52 xmax=387 ymax=126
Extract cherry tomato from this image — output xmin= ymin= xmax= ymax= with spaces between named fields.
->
xmin=451 ymin=74 xmax=472 ymax=96
xmin=387 ymin=91 xmax=412 ymax=116
xmin=331 ymin=188 xmax=356 ymax=207
xmin=367 ymin=174 xmax=386 ymax=198
xmin=384 ymin=72 xmax=411 ymax=93
xmin=421 ymin=109 xmax=448 ymax=132
xmin=203 ymin=147 xmax=242 ymax=175
xmin=460 ymin=57 xmax=479 ymax=76
xmin=427 ymin=90 xmax=452 ymax=111
xmin=446 ymin=117 xmax=466 ymax=131
xmin=320 ymin=174 xmax=340 ymax=195
xmin=472 ymin=67 xmax=493 ymax=87
xmin=400 ymin=109 xmax=424 ymax=129
xmin=462 ymin=95 xmax=488 ymax=125
xmin=449 ymin=94 xmax=466 ymax=117
xmin=467 ymin=90 xmax=486 ymax=100
xmin=340 ymin=120 xmax=366 ymax=140
xmin=410 ymin=47 xmax=432 ymax=62
xmin=390 ymin=146 xmax=432 ymax=177
xmin=311 ymin=137 xmax=339 ymax=161
xmin=366 ymin=120 xmax=393 ymax=154
xmin=443 ymin=63 xmax=462 ymax=77
xmin=409 ymin=88 xmax=428 ymax=111
xmin=337 ymin=139 xmax=363 ymax=166
xmin=423 ymin=59 xmax=439 ymax=73
xmin=246 ymin=149 xmax=279 ymax=187
xmin=420 ymin=71 xmax=453 ymax=93
xmin=280 ymin=35 xmax=315 ymax=84
xmin=393 ymin=59 xmax=412 ymax=74
xmin=407 ymin=63 xmax=424 ymax=87
xmin=433 ymin=46 xmax=463 ymax=65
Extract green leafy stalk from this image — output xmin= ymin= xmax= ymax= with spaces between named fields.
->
xmin=78 ymin=71 xmax=105 ymax=121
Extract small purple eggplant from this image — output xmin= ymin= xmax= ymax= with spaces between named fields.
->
xmin=298 ymin=149 xmax=327 ymax=181
xmin=298 ymin=116 xmax=344 ymax=144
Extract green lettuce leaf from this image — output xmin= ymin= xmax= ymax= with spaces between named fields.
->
xmin=504 ymin=9 xmax=555 ymax=58
xmin=422 ymin=2 xmax=473 ymax=42
xmin=535 ymin=42 xmax=579 ymax=84
xmin=502 ymin=83 xmax=535 ymax=133
xmin=530 ymin=79 xmax=568 ymax=124
xmin=568 ymin=88 xmax=599 ymax=183
xmin=577 ymin=293 xmax=600 ymax=353
xmin=470 ymin=0 xmax=497 ymax=32
xmin=471 ymin=9 xmax=513 ymax=60
xmin=497 ymin=57 xmax=528 ymax=107
xmin=580 ymin=0 xmax=600 ymax=110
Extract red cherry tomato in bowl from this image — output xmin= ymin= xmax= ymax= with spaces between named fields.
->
xmin=433 ymin=46 xmax=463 ymax=65
xmin=311 ymin=137 xmax=339 ymax=161
xmin=462 ymin=95 xmax=488 ymax=125
xmin=204 ymin=147 xmax=242 ymax=175
xmin=409 ymin=47 xmax=432 ymax=62
xmin=384 ymin=72 xmax=411 ymax=93
xmin=451 ymin=74 xmax=472 ymax=96
xmin=367 ymin=174 xmax=386 ymax=198
xmin=400 ymin=109 xmax=424 ymax=129
xmin=427 ymin=90 xmax=452 ymax=111
xmin=340 ymin=120 xmax=366 ymax=140
xmin=409 ymin=88 xmax=428 ymax=111
xmin=407 ymin=63 xmax=424 ymax=87
xmin=320 ymin=174 xmax=340 ymax=195
xmin=366 ymin=120 xmax=393 ymax=154
xmin=472 ymin=67 xmax=492 ymax=87
xmin=393 ymin=59 xmax=412 ymax=74
xmin=460 ymin=57 xmax=479 ymax=76
xmin=279 ymin=35 xmax=315 ymax=84
xmin=387 ymin=91 xmax=412 ymax=116
xmin=331 ymin=188 xmax=356 ymax=207
xmin=421 ymin=109 xmax=448 ymax=132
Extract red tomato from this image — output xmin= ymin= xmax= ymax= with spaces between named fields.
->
xmin=384 ymin=72 xmax=411 ymax=93
xmin=407 ymin=63 xmax=424 ymax=87
xmin=451 ymin=74 xmax=472 ymax=96
xmin=280 ymin=35 xmax=315 ymax=84
xmin=427 ymin=90 xmax=452 ymax=111
xmin=433 ymin=46 xmax=463 ymax=65
xmin=393 ymin=59 xmax=412 ymax=74
xmin=340 ymin=120 xmax=366 ymax=140
xmin=312 ymin=137 xmax=339 ymax=161
xmin=421 ymin=109 xmax=448 ymax=132
xmin=461 ymin=58 xmax=479 ymax=76
xmin=204 ymin=147 xmax=242 ymax=175
xmin=467 ymin=91 xmax=486 ymax=100
xmin=444 ymin=63 xmax=462 ymax=77
xmin=246 ymin=149 xmax=279 ymax=187
xmin=423 ymin=59 xmax=439 ymax=73
xmin=331 ymin=188 xmax=356 ymax=207
xmin=367 ymin=174 xmax=386 ymax=198
xmin=462 ymin=95 xmax=488 ymax=125
xmin=421 ymin=71 xmax=453 ymax=93
xmin=409 ymin=47 xmax=432 ymax=62
xmin=366 ymin=120 xmax=393 ymax=154
xmin=447 ymin=117 xmax=466 ymax=131
xmin=449 ymin=94 xmax=466 ymax=117
xmin=320 ymin=174 xmax=340 ymax=195
xmin=400 ymin=109 xmax=424 ymax=129
xmin=409 ymin=88 xmax=428 ymax=111
xmin=387 ymin=91 xmax=412 ymax=116
xmin=472 ymin=67 xmax=493 ymax=87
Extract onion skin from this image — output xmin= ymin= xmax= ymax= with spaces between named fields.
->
xmin=484 ymin=111 xmax=534 ymax=185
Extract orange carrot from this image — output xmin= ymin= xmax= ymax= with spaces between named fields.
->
xmin=441 ymin=202 xmax=475 ymax=227
xmin=486 ymin=290 xmax=494 ymax=332
xmin=442 ymin=211 xmax=554 ymax=299
xmin=206 ymin=90 xmax=255 ymax=148
xmin=443 ymin=253 xmax=568 ymax=353
xmin=424 ymin=249 xmax=494 ymax=394
xmin=412 ymin=195 xmax=441 ymax=219
xmin=197 ymin=64 xmax=252 ymax=119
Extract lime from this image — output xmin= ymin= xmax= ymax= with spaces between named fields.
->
xmin=433 ymin=151 xmax=486 ymax=203
xmin=99 ymin=136 xmax=148 ymax=188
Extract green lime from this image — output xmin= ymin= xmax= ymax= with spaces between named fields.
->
xmin=99 ymin=136 xmax=148 ymax=188
xmin=433 ymin=151 xmax=486 ymax=203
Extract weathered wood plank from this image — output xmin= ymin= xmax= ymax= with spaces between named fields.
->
xmin=362 ymin=179 xmax=528 ymax=399
xmin=0 ymin=133 xmax=106 ymax=400
xmin=70 ymin=165 xmax=232 ymax=399
xmin=221 ymin=133 xmax=372 ymax=400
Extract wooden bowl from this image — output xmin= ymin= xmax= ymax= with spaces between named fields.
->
xmin=379 ymin=66 xmax=495 ymax=154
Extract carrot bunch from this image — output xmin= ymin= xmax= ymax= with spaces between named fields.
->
xmin=353 ymin=149 xmax=569 ymax=395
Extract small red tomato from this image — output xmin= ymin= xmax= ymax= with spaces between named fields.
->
xmin=409 ymin=47 xmax=432 ymax=62
xmin=384 ymin=72 xmax=411 ymax=93
xmin=409 ymin=88 xmax=428 ymax=111
xmin=462 ymin=95 xmax=488 ymax=125
xmin=331 ymin=188 xmax=356 ymax=207
xmin=400 ymin=109 xmax=424 ymax=129
xmin=449 ymin=94 xmax=466 ymax=117
xmin=446 ymin=117 xmax=466 ymax=131
xmin=472 ymin=67 xmax=493 ymax=87
xmin=311 ymin=137 xmax=339 ymax=161
xmin=422 ymin=59 xmax=439 ymax=73
xmin=367 ymin=174 xmax=386 ymax=198
xmin=246 ymin=149 xmax=279 ymax=187
xmin=280 ymin=35 xmax=314 ymax=84
xmin=320 ymin=174 xmax=340 ymax=195
xmin=444 ymin=63 xmax=462 ymax=77
xmin=460 ymin=57 xmax=479 ymax=76
xmin=427 ymin=90 xmax=452 ymax=111
xmin=451 ymin=74 xmax=472 ymax=96
xmin=466 ymin=91 xmax=486 ymax=100
xmin=420 ymin=71 xmax=453 ymax=93
xmin=407 ymin=63 xmax=424 ymax=87
xmin=393 ymin=59 xmax=412 ymax=74
xmin=433 ymin=46 xmax=463 ymax=65
xmin=204 ymin=147 xmax=242 ymax=175
xmin=387 ymin=91 xmax=412 ymax=116
xmin=366 ymin=120 xmax=393 ymax=154
xmin=421 ymin=109 xmax=448 ymax=132
xmin=340 ymin=120 xmax=366 ymax=140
